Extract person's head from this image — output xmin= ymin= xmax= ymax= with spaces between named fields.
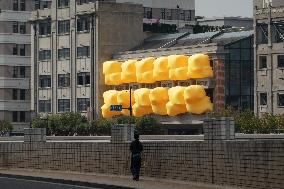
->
xmin=134 ymin=132 xmax=139 ymax=140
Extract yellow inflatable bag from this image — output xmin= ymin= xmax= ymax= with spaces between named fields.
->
xmin=186 ymin=96 xmax=213 ymax=115
xmin=117 ymin=90 xmax=135 ymax=116
xmin=136 ymin=57 xmax=155 ymax=83
xmin=121 ymin=60 xmax=137 ymax=83
xmin=168 ymin=55 xmax=189 ymax=80
xmin=184 ymin=85 xmax=206 ymax=103
xmin=168 ymin=86 xmax=186 ymax=105
xmin=153 ymin=57 xmax=169 ymax=81
xmin=166 ymin=101 xmax=187 ymax=116
xmin=101 ymin=104 xmax=121 ymax=118
xmin=103 ymin=90 xmax=119 ymax=105
xmin=134 ymin=88 xmax=151 ymax=106
xmin=103 ymin=61 xmax=122 ymax=85
xmin=188 ymin=54 xmax=213 ymax=79
xmin=149 ymin=87 xmax=168 ymax=115
xmin=132 ymin=103 xmax=153 ymax=117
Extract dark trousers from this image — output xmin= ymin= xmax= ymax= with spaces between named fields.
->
xmin=130 ymin=154 xmax=141 ymax=179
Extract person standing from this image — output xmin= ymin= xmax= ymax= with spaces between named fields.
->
xmin=130 ymin=133 xmax=143 ymax=181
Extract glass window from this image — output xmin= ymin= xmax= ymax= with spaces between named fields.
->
xmin=77 ymin=98 xmax=90 ymax=112
xmin=58 ymin=48 xmax=70 ymax=60
xmin=13 ymin=67 xmax=18 ymax=78
xmin=58 ymin=20 xmax=70 ymax=34
xmin=39 ymin=75 xmax=51 ymax=88
xmin=58 ymin=74 xmax=70 ymax=87
xmin=20 ymin=111 xmax=25 ymax=122
xmin=35 ymin=0 xmax=40 ymax=10
xmin=19 ymin=66 xmax=25 ymax=77
xmin=278 ymin=55 xmax=284 ymax=68
xmin=20 ymin=0 xmax=25 ymax=11
xmin=77 ymin=17 xmax=90 ymax=32
xmin=13 ymin=89 xmax=18 ymax=100
xmin=144 ymin=7 xmax=152 ymax=19
xmin=161 ymin=9 xmax=166 ymax=19
xmin=58 ymin=99 xmax=70 ymax=112
xmin=20 ymin=89 xmax=25 ymax=100
xmin=19 ymin=45 xmax=25 ymax=56
xmin=13 ymin=111 xmax=18 ymax=122
xmin=278 ymin=93 xmax=284 ymax=107
xmin=13 ymin=22 xmax=18 ymax=33
xmin=13 ymin=44 xmax=18 ymax=55
xmin=259 ymin=56 xmax=267 ymax=69
xmin=39 ymin=21 xmax=51 ymax=35
xmin=58 ymin=0 xmax=69 ymax=8
xmin=39 ymin=50 xmax=51 ymax=61
xmin=166 ymin=9 xmax=172 ymax=20
xmin=260 ymin=93 xmax=267 ymax=106
xmin=77 ymin=72 xmax=90 ymax=85
xmin=13 ymin=0 xmax=18 ymax=11
xmin=19 ymin=22 xmax=26 ymax=34
xmin=77 ymin=46 xmax=89 ymax=58
xmin=39 ymin=100 xmax=51 ymax=113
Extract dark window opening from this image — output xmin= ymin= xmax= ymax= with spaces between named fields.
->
xmin=20 ymin=0 xmax=25 ymax=11
xmin=260 ymin=93 xmax=267 ymax=106
xmin=39 ymin=21 xmax=51 ymax=35
xmin=77 ymin=17 xmax=90 ymax=32
xmin=58 ymin=74 xmax=70 ymax=87
xmin=39 ymin=75 xmax=51 ymax=88
xmin=39 ymin=100 xmax=51 ymax=113
xmin=278 ymin=93 xmax=284 ymax=107
xmin=259 ymin=56 xmax=267 ymax=69
xmin=58 ymin=20 xmax=70 ymax=34
xmin=77 ymin=72 xmax=90 ymax=86
xmin=278 ymin=55 xmax=284 ymax=68
xmin=58 ymin=0 xmax=69 ymax=8
xmin=77 ymin=98 xmax=90 ymax=112
xmin=13 ymin=22 xmax=18 ymax=33
xmin=58 ymin=99 xmax=70 ymax=112
xmin=58 ymin=48 xmax=70 ymax=60
xmin=20 ymin=111 xmax=25 ymax=122
xmin=39 ymin=50 xmax=51 ymax=61
xmin=77 ymin=46 xmax=89 ymax=58
xmin=20 ymin=89 xmax=26 ymax=100
xmin=13 ymin=0 xmax=18 ymax=11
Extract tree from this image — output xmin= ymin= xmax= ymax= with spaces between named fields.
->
xmin=135 ymin=116 xmax=163 ymax=135
xmin=0 ymin=120 xmax=13 ymax=136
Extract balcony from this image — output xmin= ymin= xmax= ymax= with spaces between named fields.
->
xmin=0 ymin=78 xmax=30 ymax=89
xmin=0 ymin=55 xmax=31 ymax=67
xmin=0 ymin=10 xmax=31 ymax=22
xmin=0 ymin=100 xmax=30 ymax=111
xmin=0 ymin=33 xmax=31 ymax=44
xmin=31 ymin=9 xmax=51 ymax=21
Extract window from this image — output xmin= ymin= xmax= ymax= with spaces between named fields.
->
xmin=77 ymin=72 xmax=90 ymax=85
xmin=58 ymin=0 xmax=69 ymax=8
xmin=278 ymin=55 xmax=284 ymax=68
xmin=13 ymin=44 xmax=18 ymax=55
xmin=20 ymin=0 xmax=25 ymax=11
xmin=35 ymin=0 xmax=40 ymax=10
xmin=19 ymin=22 xmax=26 ymax=34
xmin=58 ymin=20 xmax=70 ymax=34
xmin=166 ymin=9 xmax=172 ymax=20
xmin=39 ymin=100 xmax=51 ymax=113
xmin=58 ymin=99 xmax=70 ymax=112
xmin=39 ymin=50 xmax=51 ymax=61
xmin=259 ymin=56 xmax=267 ymax=69
xmin=39 ymin=75 xmax=51 ymax=88
xmin=77 ymin=46 xmax=89 ymax=58
xmin=13 ymin=67 xmax=18 ymax=78
xmin=39 ymin=21 xmax=51 ymax=35
xmin=13 ymin=22 xmax=18 ymax=33
xmin=144 ymin=8 xmax=152 ymax=19
xmin=180 ymin=11 xmax=185 ymax=20
xmin=77 ymin=17 xmax=90 ymax=32
xmin=13 ymin=111 xmax=18 ymax=122
xmin=13 ymin=0 xmax=18 ymax=11
xmin=20 ymin=111 xmax=26 ymax=122
xmin=20 ymin=89 xmax=25 ymax=100
xmin=58 ymin=48 xmax=70 ymax=60
xmin=19 ymin=45 xmax=25 ymax=56
xmin=161 ymin=9 xmax=166 ymax=19
xmin=58 ymin=74 xmax=70 ymax=87
xmin=185 ymin=10 xmax=192 ymax=21
xmin=260 ymin=93 xmax=267 ymax=106
xmin=77 ymin=98 xmax=90 ymax=112
xmin=13 ymin=89 xmax=18 ymax=100
xmin=19 ymin=66 xmax=25 ymax=77
xmin=278 ymin=93 xmax=284 ymax=107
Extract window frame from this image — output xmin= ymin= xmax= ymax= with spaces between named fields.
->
xmin=259 ymin=55 xmax=267 ymax=69
xmin=277 ymin=55 xmax=284 ymax=68
xmin=39 ymin=100 xmax=51 ymax=113
xmin=39 ymin=75 xmax=51 ymax=88
xmin=259 ymin=92 xmax=268 ymax=106
xmin=77 ymin=46 xmax=90 ymax=58
xmin=58 ymin=20 xmax=70 ymax=35
xmin=58 ymin=73 xmax=70 ymax=87
xmin=77 ymin=98 xmax=90 ymax=112
xmin=58 ymin=99 xmax=71 ymax=112
xmin=277 ymin=93 xmax=284 ymax=107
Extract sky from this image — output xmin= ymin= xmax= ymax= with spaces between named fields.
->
xmin=195 ymin=0 xmax=253 ymax=18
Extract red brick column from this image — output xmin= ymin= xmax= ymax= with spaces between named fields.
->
xmin=214 ymin=59 xmax=225 ymax=112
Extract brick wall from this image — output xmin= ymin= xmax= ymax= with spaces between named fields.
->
xmin=0 ymin=118 xmax=283 ymax=189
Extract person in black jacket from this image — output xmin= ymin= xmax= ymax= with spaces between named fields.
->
xmin=130 ymin=132 xmax=143 ymax=181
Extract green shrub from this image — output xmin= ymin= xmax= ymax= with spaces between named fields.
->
xmin=0 ymin=120 xmax=13 ymax=136
xmin=135 ymin=116 xmax=163 ymax=135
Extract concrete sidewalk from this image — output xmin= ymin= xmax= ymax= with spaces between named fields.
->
xmin=0 ymin=169 xmax=239 ymax=189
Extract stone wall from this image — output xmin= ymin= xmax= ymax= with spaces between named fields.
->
xmin=0 ymin=118 xmax=283 ymax=189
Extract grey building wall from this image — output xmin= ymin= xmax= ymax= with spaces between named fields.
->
xmin=0 ymin=0 xmax=33 ymax=132
xmin=198 ymin=17 xmax=253 ymax=29
xmin=254 ymin=1 xmax=284 ymax=116
xmin=31 ymin=1 xmax=144 ymax=119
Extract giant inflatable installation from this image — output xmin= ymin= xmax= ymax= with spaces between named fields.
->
xmin=101 ymin=54 xmax=214 ymax=118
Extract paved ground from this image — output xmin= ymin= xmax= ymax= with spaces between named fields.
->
xmin=0 ymin=169 xmax=239 ymax=189
xmin=0 ymin=177 xmax=100 ymax=189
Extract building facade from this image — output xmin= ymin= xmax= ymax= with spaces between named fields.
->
xmin=0 ymin=0 xmax=34 ymax=133
xmin=116 ymin=0 xmax=196 ymax=29
xmin=254 ymin=0 xmax=284 ymax=116
xmin=31 ymin=0 xmax=144 ymax=119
